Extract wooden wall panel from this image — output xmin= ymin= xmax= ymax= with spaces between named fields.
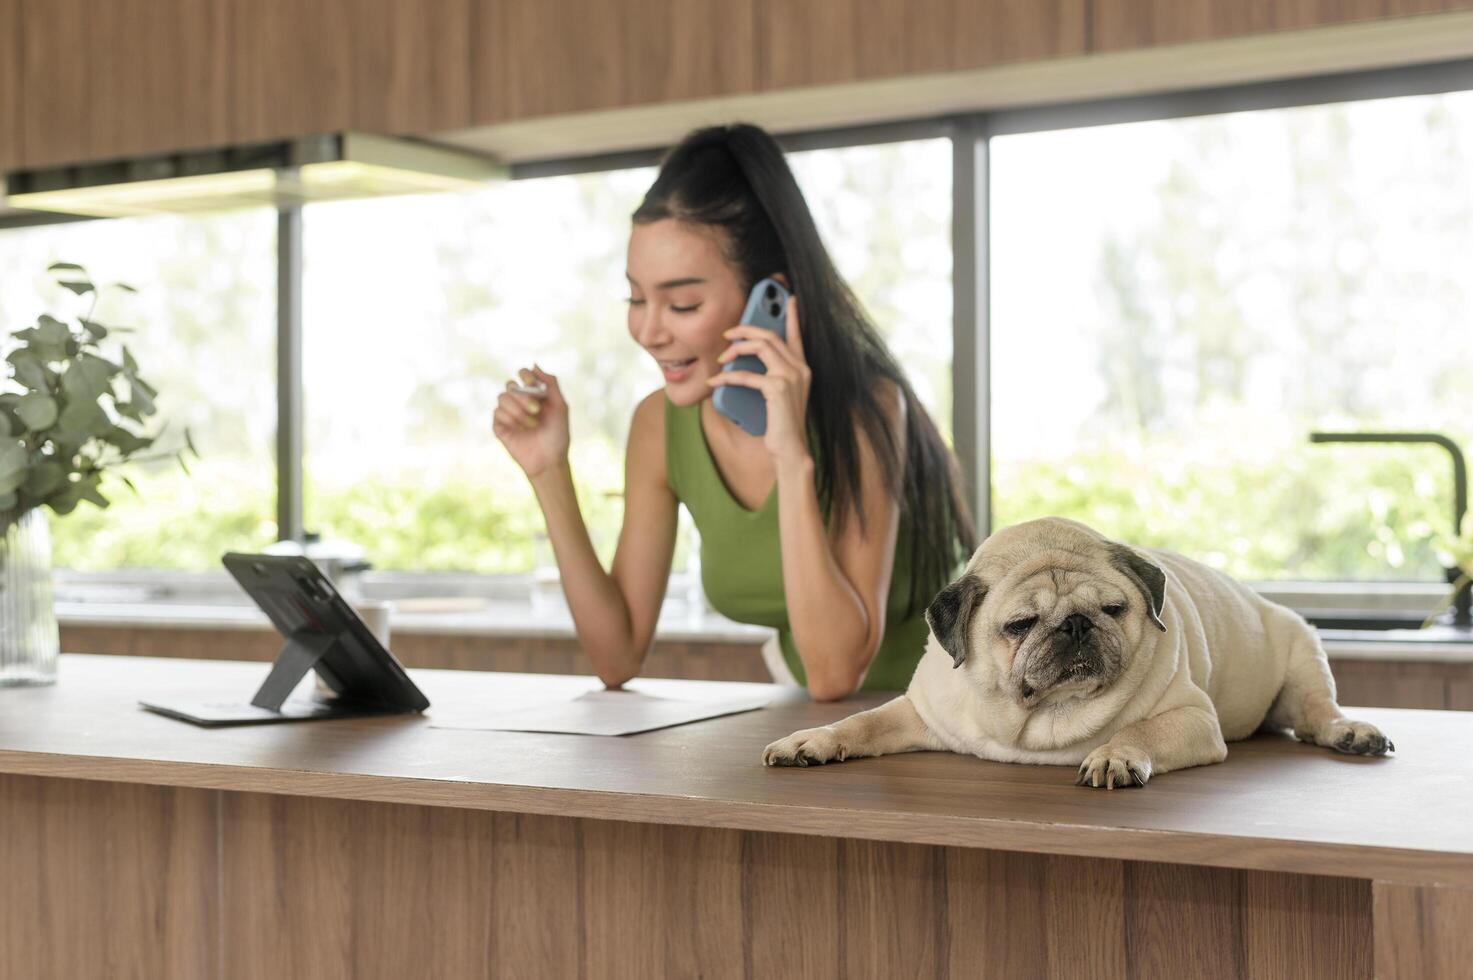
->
xmin=0 ymin=774 xmax=219 ymax=980
xmin=472 ymin=0 xmax=757 ymax=123
xmin=0 ymin=0 xmax=20 ymax=170
xmin=1089 ymin=0 xmax=1473 ymax=52
xmin=233 ymin=0 xmax=474 ymax=142
xmin=758 ymin=0 xmax=1086 ymax=91
xmin=19 ymin=0 xmax=230 ymax=167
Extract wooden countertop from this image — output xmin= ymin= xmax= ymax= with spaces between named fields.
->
xmin=2 ymin=654 xmax=1471 ymax=887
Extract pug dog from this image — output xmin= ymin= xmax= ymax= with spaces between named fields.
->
xmin=763 ymin=517 xmax=1393 ymax=788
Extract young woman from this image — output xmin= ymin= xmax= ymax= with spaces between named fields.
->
xmin=494 ymin=123 xmax=974 ymax=700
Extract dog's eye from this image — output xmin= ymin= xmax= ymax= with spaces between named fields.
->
xmin=1004 ymin=617 xmax=1038 ymax=637
xmin=1103 ymin=603 xmax=1127 ymax=618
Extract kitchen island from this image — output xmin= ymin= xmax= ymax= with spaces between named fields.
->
xmin=1 ymin=654 xmax=1469 ymax=978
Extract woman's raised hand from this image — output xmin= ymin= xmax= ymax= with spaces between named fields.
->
xmin=709 ymin=296 xmax=812 ymax=467
xmin=493 ymin=365 xmax=569 ymax=479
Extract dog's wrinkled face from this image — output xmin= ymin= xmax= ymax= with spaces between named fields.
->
xmin=925 ymin=518 xmax=1168 ymax=709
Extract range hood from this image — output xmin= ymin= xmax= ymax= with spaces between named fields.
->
xmin=4 ymin=133 xmax=506 ymax=218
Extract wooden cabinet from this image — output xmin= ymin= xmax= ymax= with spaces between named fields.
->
xmin=18 ymin=0 xmax=231 ymax=168
xmin=231 ymin=0 xmax=471 ymax=145
xmin=1089 ymin=0 xmax=1473 ymax=52
xmin=757 ymin=0 xmax=1086 ymax=91
xmin=472 ymin=0 xmax=757 ymax=123
xmin=0 ymin=0 xmax=19 ymax=170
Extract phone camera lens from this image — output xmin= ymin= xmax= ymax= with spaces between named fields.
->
xmin=764 ymin=284 xmax=777 ymax=300
xmin=769 ymin=302 xmax=781 ymax=317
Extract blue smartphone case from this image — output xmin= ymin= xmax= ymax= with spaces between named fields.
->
xmin=714 ymin=277 xmax=789 ymax=436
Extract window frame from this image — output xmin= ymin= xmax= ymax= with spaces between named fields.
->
xmin=14 ymin=57 xmax=1472 ymax=615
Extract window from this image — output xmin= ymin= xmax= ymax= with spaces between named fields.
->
xmin=990 ymin=92 xmax=1473 ymax=586
xmin=0 ymin=211 xmax=279 ymax=571
xmin=299 ymin=137 xmax=952 ymax=575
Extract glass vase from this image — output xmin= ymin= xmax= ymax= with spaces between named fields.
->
xmin=0 ymin=508 xmax=60 ymax=686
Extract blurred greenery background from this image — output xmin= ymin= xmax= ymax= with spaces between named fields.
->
xmin=4 ymin=94 xmax=1470 ymax=586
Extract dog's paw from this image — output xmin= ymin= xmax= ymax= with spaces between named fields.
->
xmin=1076 ymin=744 xmax=1153 ymax=789
xmin=762 ymin=727 xmax=848 ymax=767
xmin=1299 ymin=718 xmax=1395 ymax=756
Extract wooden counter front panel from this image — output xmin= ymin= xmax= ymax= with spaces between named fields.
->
xmin=0 ymin=775 xmax=219 ymax=980
xmin=0 ymin=771 xmax=1395 ymax=979
xmin=219 ymin=790 xmax=1373 ymax=979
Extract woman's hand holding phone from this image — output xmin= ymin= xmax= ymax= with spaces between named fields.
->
xmin=710 ymin=294 xmax=812 ymax=467
xmin=493 ymin=365 xmax=569 ymax=479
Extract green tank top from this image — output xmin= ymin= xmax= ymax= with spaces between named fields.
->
xmin=664 ymin=397 xmax=930 ymax=691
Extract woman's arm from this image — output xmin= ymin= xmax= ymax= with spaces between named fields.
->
xmin=709 ymin=299 xmax=905 ymax=700
xmin=496 ymin=369 xmax=677 ymax=688
xmin=773 ymin=389 xmax=904 ymax=700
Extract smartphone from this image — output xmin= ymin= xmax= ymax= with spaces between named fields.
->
xmin=713 ymin=277 xmax=789 ymax=436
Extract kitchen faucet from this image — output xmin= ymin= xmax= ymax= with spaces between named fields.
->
xmin=1310 ymin=431 xmax=1470 ymax=629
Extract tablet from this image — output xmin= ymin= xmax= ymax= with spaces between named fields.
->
xmin=139 ymin=552 xmax=430 ymax=726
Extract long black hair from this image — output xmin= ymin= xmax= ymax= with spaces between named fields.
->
xmin=633 ymin=123 xmax=976 ymax=614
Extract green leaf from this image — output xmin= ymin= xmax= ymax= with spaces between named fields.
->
xmin=7 ymin=353 xmax=48 ymax=391
xmin=120 ymin=345 xmax=138 ymax=375
xmin=102 ymin=425 xmax=151 ymax=454
xmin=120 ymin=474 xmax=138 ymax=495
xmin=129 ymin=379 xmax=156 ymax=416
xmin=58 ymin=280 xmax=95 ymax=296
xmin=61 ymin=352 xmax=118 ymax=401
xmin=15 ymin=318 xmax=70 ymax=363
xmin=113 ymin=400 xmax=144 ymax=423
xmin=111 ymin=282 xmax=137 ymax=294
xmin=22 ymin=462 xmax=65 ymax=497
xmin=14 ymin=392 xmax=58 ymax=431
xmin=77 ymin=477 xmax=109 ymax=509
xmin=47 ymin=261 xmax=86 ymax=273
xmin=80 ymin=318 xmax=109 ymax=341
xmin=47 ymin=481 xmax=82 ymax=516
xmin=133 ymin=374 xmax=158 ymax=400
xmin=56 ymin=398 xmax=109 ymax=438
xmin=0 ymin=439 xmax=27 ymax=494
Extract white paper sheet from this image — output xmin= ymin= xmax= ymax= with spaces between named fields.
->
xmin=428 ymin=687 xmax=776 ymax=736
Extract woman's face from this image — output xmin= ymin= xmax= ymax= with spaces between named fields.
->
xmin=625 ymin=218 xmax=747 ymax=407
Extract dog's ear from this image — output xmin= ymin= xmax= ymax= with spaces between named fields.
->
xmin=1109 ymin=545 xmax=1167 ymax=632
xmin=926 ymin=574 xmax=986 ymax=668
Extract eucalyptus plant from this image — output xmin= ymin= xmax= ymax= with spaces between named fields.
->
xmin=0 ymin=262 xmax=196 ymax=536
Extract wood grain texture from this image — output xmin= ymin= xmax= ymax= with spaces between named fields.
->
xmin=757 ymin=0 xmax=1086 ymax=90
xmin=1089 ymin=0 xmax=1473 ymax=52
xmin=473 ymin=0 xmax=757 ymax=124
xmin=59 ymin=623 xmax=774 ymax=680
xmin=63 ymin=623 xmax=1470 ymax=705
xmin=2 ymin=655 xmax=1471 ymax=888
xmin=19 ymin=0 xmax=230 ymax=166
xmin=0 ymin=772 xmax=1385 ymax=979
xmin=0 ymin=774 xmax=218 ymax=980
xmin=1374 ymin=881 xmax=1473 ymax=979
xmin=218 ymin=793 xmax=1373 ymax=979
xmin=233 ymin=0 xmax=471 ymax=141
xmin=0 ymin=0 xmax=20 ymax=169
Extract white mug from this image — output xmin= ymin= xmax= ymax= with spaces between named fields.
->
xmin=313 ymin=600 xmax=392 ymax=698
xmin=354 ymin=600 xmax=393 ymax=648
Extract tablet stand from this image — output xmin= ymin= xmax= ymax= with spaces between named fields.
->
xmin=251 ymin=632 xmax=339 ymax=711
